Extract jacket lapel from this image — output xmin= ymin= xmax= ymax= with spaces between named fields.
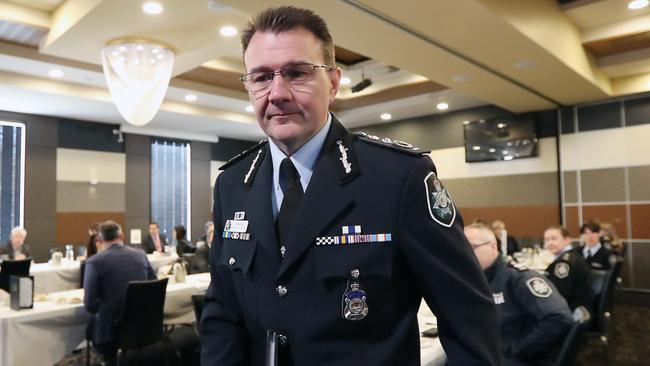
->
xmin=242 ymin=145 xmax=282 ymax=265
xmin=277 ymin=116 xmax=360 ymax=278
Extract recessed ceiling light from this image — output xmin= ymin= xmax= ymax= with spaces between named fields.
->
xmin=452 ymin=75 xmax=470 ymax=83
xmin=245 ymin=105 xmax=254 ymax=112
xmin=380 ymin=113 xmax=392 ymax=121
xmin=463 ymin=120 xmax=470 ymax=125
xmin=142 ymin=2 xmax=163 ymax=14
xmin=119 ymin=46 xmax=127 ymax=52
xmin=503 ymin=156 xmax=514 ymax=161
xmin=472 ymin=146 xmax=481 ymax=151
xmin=48 ymin=69 xmax=64 ymax=78
xmin=340 ymin=77 xmax=351 ymax=85
xmin=136 ymin=44 xmax=144 ymax=51
xmin=497 ymin=123 xmax=506 ymax=128
xmin=488 ymin=148 xmax=496 ymax=153
xmin=184 ymin=94 xmax=198 ymax=102
xmin=436 ymin=102 xmax=449 ymax=110
xmin=629 ymin=0 xmax=649 ymax=9
xmin=220 ymin=26 xmax=238 ymax=37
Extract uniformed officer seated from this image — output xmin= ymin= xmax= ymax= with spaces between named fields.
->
xmin=543 ymin=225 xmax=595 ymax=311
xmin=465 ymin=223 xmax=573 ymax=366
xmin=580 ymin=220 xmax=615 ymax=270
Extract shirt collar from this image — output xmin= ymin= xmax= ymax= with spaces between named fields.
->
xmin=269 ymin=113 xmax=332 ymax=191
xmin=583 ymin=242 xmax=601 ymax=257
xmin=556 ymin=244 xmax=573 ymax=259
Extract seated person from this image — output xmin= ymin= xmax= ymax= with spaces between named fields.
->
xmin=142 ymin=222 xmax=168 ymax=254
xmin=0 ymin=227 xmax=31 ymax=260
xmin=543 ymin=225 xmax=594 ymax=311
xmin=83 ymin=221 xmax=156 ymax=365
xmin=174 ymin=225 xmax=195 ymax=256
xmin=580 ymin=220 xmax=614 ymax=270
xmin=196 ymin=220 xmax=213 ymax=244
xmin=491 ymin=219 xmax=520 ymax=255
xmin=465 ymin=223 xmax=572 ymax=366
xmin=600 ymin=222 xmax=625 ymax=256
xmin=193 ymin=226 xmax=213 ymax=273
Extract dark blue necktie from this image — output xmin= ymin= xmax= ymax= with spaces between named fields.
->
xmin=277 ymin=158 xmax=304 ymax=252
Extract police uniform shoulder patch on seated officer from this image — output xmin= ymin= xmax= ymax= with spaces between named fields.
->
xmin=554 ymin=262 xmax=570 ymax=279
xmin=526 ymin=277 xmax=553 ymax=298
xmin=424 ymin=172 xmax=456 ymax=227
xmin=355 ymin=132 xmax=426 ymax=156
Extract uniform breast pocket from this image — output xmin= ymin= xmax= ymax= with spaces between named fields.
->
xmin=314 ymin=245 xmax=393 ymax=280
xmin=218 ymin=240 xmax=257 ymax=273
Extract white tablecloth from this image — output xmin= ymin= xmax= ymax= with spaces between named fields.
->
xmin=0 ymin=273 xmax=210 ymax=366
xmin=419 ymin=300 xmax=446 ymax=366
xmin=30 ymin=260 xmax=81 ymax=295
xmin=147 ymin=252 xmax=179 ymax=273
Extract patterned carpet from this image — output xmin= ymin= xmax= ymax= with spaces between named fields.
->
xmin=576 ymin=304 xmax=650 ymax=366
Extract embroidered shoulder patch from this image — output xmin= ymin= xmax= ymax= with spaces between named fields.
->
xmin=526 ymin=277 xmax=552 ymax=298
xmin=424 ymin=172 xmax=456 ymax=227
xmin=554 ymin=262 xmax=570 ymax=279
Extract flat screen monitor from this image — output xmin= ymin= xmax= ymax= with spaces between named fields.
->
xmin=464 ymin=115 xmax=538 ymax=163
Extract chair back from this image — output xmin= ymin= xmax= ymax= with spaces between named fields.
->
xmin=555 ymin=306 xmax=591 ymax=366
xmin=0 ymin=259 xmax=31 ymax=292
xmin=591 ymin=258 xmax=624 ymax=332
xmin=117 ymin=278 xmax=168 ymax=349
xmin=191 ymin=294 xmax=205 ymax=332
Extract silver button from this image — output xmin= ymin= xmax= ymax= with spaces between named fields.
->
xmin=228 ymin=257 xmax=236 ymax=266
xmin=276 ymin=285 xmax=288 ymax=297
xmin=278 ymin=334 xmax=287 ymax=345
xmin=351 ymin=269 xmax=360 ymax=279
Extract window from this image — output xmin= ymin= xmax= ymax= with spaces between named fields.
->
xmin=151 ymin=139 xmax=191 ymax=241
xmin=0 ymin=121 xmax=26 ymax=244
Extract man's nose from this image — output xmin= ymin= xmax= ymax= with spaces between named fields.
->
xmin=267 ymin=72 xmax=292 ymax=104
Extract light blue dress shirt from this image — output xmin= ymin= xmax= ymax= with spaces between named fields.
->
xmin=268 ymin=113 xmax=332 ymax=218
xmin=583 ymin=242 xmax=601 ymax=258
xmin=555 ymin=244 xmax=573 ymax=260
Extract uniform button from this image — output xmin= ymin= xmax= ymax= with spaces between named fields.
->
xmin=228 ymin=257 xmax=236 ymax=266
xmin=276 ymin=285 xmax=288 ymax=297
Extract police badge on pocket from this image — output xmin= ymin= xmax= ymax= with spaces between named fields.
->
xmin=342 ymin=269 xmax=369 ymax=321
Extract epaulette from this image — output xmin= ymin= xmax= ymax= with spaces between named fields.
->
xmin=507 ymin=258 xmax=528 ymax=272
xmin=355 ymin=132 xmax=428 ymax=155
xmin=219 ymin=140 xmax=268 ymax=171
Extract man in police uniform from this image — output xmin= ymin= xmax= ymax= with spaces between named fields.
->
xmin=465 ymin=223 xmax=572 ymax=365
xmin=543 ymin=226 xmax=594 ymax=311
xmin=200 ymin=6 xmax=501 ymax=366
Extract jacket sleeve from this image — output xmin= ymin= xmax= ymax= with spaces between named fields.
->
xmin=83 ymin=259 xmax=100 ymax=313
xmin=506 ymin=274 xmax=573 ymax=358
xmin=200 ymin=175 xmax=248 ymax=366
xmin=396 ymin=156 xmax=502 ymax=366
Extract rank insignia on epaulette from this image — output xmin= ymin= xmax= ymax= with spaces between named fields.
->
xmin=554 ymin=262 xmax=570 ymax=278
xmin=424 ymin=172 xmax=456 ymax=227
xmin=526 ymin=277 xmax=552 ymax=298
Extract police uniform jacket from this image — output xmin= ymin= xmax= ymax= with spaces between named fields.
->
xmin=580 ymin=244 xmax=614 ymax=270
xmin=486 ymin=257 xmax=572 ymax=366
xmin=544 ymin=249 xmax=594 ymax=311
xmin=200 ymin=116 xmax=501 ymax=366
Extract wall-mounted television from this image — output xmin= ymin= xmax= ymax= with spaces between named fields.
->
xmin=464 ymin=115 xmax=538 ymax=163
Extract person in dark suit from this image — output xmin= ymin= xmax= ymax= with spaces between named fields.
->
xmin=491 ymin=220 xmax=520 ymax=255
xmin=0 ymin=227 xmax=31 ymax=260
xmin=200 ymin=6 xmax=501 ymax=366
xmin=173 ymin=225 xmax=195 ymax=256
xmin=543 ymin=225 xmax=594 ymax=311
xmin=580 ymin=221 xmax=614 ymax=270
xmin=193 ymin=226 xmax=212 ymax=273
xmin=83 ymin=220 xmax=156 ymax=365
xmin=466 ymin=223 xmax=572 ymax=366
xmin=141 ymin=222 xmax=168 ymax=254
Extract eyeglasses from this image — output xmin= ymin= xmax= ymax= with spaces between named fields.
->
xmin=240 ymin=63 xmax=335 ymax=95
xmin=470 ymin=240 xmax=493 ymax=250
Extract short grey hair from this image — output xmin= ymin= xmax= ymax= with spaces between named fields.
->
xmin=11 ymin=226 xmax=27 ymax=237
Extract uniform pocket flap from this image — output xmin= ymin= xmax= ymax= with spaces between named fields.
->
xmin=218 ymin=240 xmax=257 ymax=273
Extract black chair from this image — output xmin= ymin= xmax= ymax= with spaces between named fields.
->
xmin=191 ymin=294 xmax=205 ymax=333
xmin=79 ymin=260 xmax=86 ymax=288
xmin=167 ymin=294 xmax=204 ymax=366
xmin=0 ymin=259 xmax=31 ymax=292
xmin=587 ymin=257 xmax=624 ymax=365
xmin=555 ymin=306 xmax=591 ymax=366
xmin=115 ymin=278 xmax=179 ymax=366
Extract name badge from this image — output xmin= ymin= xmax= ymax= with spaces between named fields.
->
xmin=224 ymin=220 xmax=249 ymax=233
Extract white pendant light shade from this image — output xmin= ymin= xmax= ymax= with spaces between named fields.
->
xmin=101 ymin=41 xmax=174 ymax=126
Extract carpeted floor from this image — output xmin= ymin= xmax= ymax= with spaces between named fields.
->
xmin=576 ymin=304 xmax=650 ymax=366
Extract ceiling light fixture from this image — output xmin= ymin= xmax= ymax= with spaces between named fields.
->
xmin=48 ymin=69 xmax=64 ymax=78
xmin=380 ymin=113 xmax=392 ymax=121
xmin=628 ymin=0 xmax=649 ymax=9
xmin=142 ymin=2 xmax=164 ymax=14
xmin=101 ymin=39 xmax=175 ymax=126
xmin=436 ymin=102 xmax=449 ymax=110
xmin=340 ymin=77 xmax=351 ymax=85
xmin=245 ymin=105 xmax=254 ymax=112
xmin=220 ymin=26 xmax=238 ymax=37
xmin=184 ymin=94 xmax=198 ymax=102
